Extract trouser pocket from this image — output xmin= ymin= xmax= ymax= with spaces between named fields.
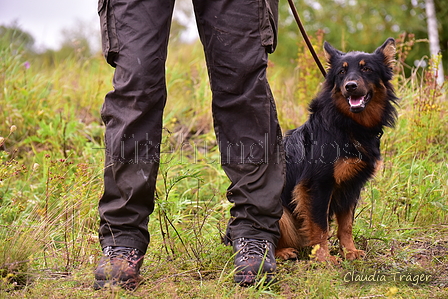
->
xmin=98 ymin=0 xmax=119 ymax=67
xmin=259 ymin=0 xmax=279 ymax=53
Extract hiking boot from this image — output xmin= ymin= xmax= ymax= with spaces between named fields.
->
xmin=233 ymin=238 xmax=276 ymax=286
xmin=93 ymin=246 xmax=144 ymax=290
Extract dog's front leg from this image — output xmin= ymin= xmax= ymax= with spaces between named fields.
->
xmin=336 ymin=206 xmax=365 ymax=260
xmin=298 ymin=187 xmax=337 ymax=263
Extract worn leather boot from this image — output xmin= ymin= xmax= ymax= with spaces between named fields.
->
xmin=94 ymin=246 xmax=144 ymax=290
xmin=233 ymin=238 xmax=276 ymax=286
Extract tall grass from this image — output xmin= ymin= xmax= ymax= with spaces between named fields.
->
xmin=0 ymin=35 xmax=447 ymax=297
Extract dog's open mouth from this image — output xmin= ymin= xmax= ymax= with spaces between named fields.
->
xmin=347 ymin=93 xmax=370 ymax=112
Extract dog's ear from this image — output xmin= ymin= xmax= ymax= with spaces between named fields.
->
xmin=375 ymin=38 xmax=396 ymax=68
xmin=324 ymin=41 xmax=343 ymax=69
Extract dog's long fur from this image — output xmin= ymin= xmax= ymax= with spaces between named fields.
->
xmin=276 ymin=38 xmax=398 ymax=262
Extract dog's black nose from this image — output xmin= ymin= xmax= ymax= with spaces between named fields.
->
xmin=345 ymin=81 xmax=358 ymax=92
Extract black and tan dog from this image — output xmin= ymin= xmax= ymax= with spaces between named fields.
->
xmin=276 ymin=38 xmax=398 ymax=263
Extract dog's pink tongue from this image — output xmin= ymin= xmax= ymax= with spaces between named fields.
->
xmin=349 ymin=96 xmax=364 ymax=107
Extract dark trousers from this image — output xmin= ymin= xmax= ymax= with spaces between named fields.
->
xmin=98 ymin=0 xmax=285 ymax=254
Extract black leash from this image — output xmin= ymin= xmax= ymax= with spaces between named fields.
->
xmin=287 ymin=0 xmax=327 ymax=78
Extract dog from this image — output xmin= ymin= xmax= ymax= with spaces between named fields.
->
xmin=276 ymin=38 xmax=398 ymax=263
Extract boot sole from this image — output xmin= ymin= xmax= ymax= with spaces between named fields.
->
xmin=234 ymin=273 xmax=275 ymax=287
xmin=93 ymin=278 xmax=140 ymax=291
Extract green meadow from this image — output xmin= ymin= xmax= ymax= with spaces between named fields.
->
xmin=1 ymin=33 xmax=447 ymax=298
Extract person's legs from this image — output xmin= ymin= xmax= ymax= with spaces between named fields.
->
xmin=95 ymin=0 xmax=175 ymax=290
xmin=193 ymin=0 xmax=285 ymax=284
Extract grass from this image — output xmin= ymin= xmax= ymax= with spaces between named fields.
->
xmin=0 ymin=36 xmax=447 ymax=298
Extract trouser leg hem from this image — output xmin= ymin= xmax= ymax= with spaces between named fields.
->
xmin=100 ymin=237 xmax=148 ymax=254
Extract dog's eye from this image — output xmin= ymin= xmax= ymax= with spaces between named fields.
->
xmin=338 ymin=69 xmax=346 ymax=75
xmin=361 ymin=66 xmax=372 ymax=72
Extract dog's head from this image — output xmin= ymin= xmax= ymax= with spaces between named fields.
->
xmin=323 ymin=38 xmax=396 ymax=118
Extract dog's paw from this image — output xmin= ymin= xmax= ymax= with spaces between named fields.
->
xmin=310 ymin=253 xmax=341 ymax=265
xmin=327 ymin=255 xmax=341 ymax=265
xmin=275 ymin=247 xmax=298 ymax=260
xmin=340 ymin=248 xmax=365 ymax=260
xmin=309 ymin=244 xmax=340 ymax=264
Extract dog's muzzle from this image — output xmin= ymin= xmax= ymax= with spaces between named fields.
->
xmin=344 ymin=81 xmax=370 ymax=113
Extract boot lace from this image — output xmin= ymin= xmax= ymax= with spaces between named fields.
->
xmin=103 ymin=246 xmax=143 ymax=267
xmin=237 ymin=238 xmax=271 ymax=262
